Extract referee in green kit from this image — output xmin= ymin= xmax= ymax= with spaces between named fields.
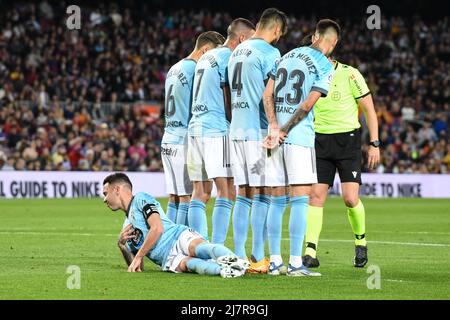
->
xmin=303 ymin=58 xmax=380 ymax=268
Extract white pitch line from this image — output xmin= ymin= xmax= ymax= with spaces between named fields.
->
xmin=325 ymin=230 xmax=450 ymax=236
xmin=280 ymin=238 xmax=450 ymax=248
xmin=0 ymin=231 xmax=117 ymax=237
xmin=4 ymin=228 xmax=450 ymax=236
xmin=0 ymin=231 xmax=450 ymax=248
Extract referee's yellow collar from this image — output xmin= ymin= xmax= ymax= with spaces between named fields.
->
xmin=333 ymin=60 xmax=339 ymax=70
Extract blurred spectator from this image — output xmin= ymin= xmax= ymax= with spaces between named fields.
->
xmin=0 ymin=3 xmax=448 ymax=173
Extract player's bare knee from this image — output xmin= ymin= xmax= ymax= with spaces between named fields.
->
xmin=176 ymin=257 xmax=190 ymax=273
xmin=343 ymin=195 xmax=359 ymax=208
xmin=271 ymin=186 xmax=287 ymax=197
xmin=310 ymin=184 xmax=328 ymax=206
xmin=192 ymin=189 xmax=209 ymax=203
xmin=310 ymin=191 xmax=326 ymax=206
xmin=216 ymin=189 xmax=227 ymax=199
xmin=188 ymin=237 xmax=206 ymax=257
xmin=179 ymin=195 xmax=191 ymax=203
xmin=203 ymin=192 xmax=211 ymax=203
xmin=228 ymin=186 xmax=236 ymax=201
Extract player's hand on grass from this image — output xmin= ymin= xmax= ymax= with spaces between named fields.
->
xmin=128 ymin=256 xmax=143 ymax=272
xmin=367 ymin=146 xmax=380 ymax=170
xmin=118 ymin=224 xmax=135 ymax=246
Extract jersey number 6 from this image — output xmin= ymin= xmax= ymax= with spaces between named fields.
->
xmin=165 ymin=84 xmax=176 ymax=117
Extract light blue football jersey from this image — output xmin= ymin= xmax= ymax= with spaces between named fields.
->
xmin=272 ymin=46 xmax=334 ymax=147
xmin=228 ymin=38 xmax=281 ymax=141
xmin=162 ymin=59 xmax=197 ymax=144
xmin=188 ymin=46 xmax=232 ymax=137
xmin=125 ymin=192 xmax=188 ymax=268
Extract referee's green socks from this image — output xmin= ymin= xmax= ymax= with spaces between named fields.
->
xmin=305 ymin=206 xmax=323 ymax=258
xmin=347 ymin=200 xmax=367 ymax=247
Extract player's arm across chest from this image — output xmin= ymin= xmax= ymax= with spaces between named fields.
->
xmin=133 ymin=205 xmax=165 ymax=258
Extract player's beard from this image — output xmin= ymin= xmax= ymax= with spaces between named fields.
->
xmin=326 ymin=45 xmax=336 ymax=57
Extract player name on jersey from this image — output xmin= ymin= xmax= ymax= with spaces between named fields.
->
xmin=281 ymin=51 xmax=318 ymax=75
xmin=232 ymin=48 xmax=252 ymax=58
xmin=166 ymin=68 xmax=189 ymax=87
xmin=202 ymin=54 xmax=219 ymax=68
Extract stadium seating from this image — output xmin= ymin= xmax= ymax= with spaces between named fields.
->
xmin=0 ymin=2 xmax=448 ymax=173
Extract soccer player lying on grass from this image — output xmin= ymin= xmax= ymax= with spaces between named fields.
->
xmin=103 ymin=173 xmax=249 ymax=278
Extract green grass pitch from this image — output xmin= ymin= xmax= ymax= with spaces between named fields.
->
xmin=0 ymin=197 xmax=449 ymax=300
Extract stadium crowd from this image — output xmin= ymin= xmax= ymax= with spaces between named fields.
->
xmin=0 ymin=2 xmax=449 ymax=173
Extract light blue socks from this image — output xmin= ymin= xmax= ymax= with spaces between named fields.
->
xmin=186 ymin=258 xmax=221 ymax=275
xmin=232 ymin=195 xmax=252 ymax=258
xmin=194 ymin=242 xmax=234 ymax=260
xmin=212 ymin=198 xmax=234 ymax=245
xmin=289 ymin=196 xmax=309 ymax=257
xmin=166 ymin=201 xmax=178 ymax=223
xmin=267 ymin=195 xmax=289 ymax=256
xmin=251 ymin=194 xmax=271 ymax=261
xmin=188 ymin=199 xmax=208 ymax=239
xmin=176 ymin=202 xmax=190 ymax=226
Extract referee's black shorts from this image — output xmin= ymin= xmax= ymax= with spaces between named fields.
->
xmin=315 ymin=128 xmax=362 ymax=186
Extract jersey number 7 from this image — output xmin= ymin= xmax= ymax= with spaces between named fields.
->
xmin=194 ymin=68 xmax=205 ymax=101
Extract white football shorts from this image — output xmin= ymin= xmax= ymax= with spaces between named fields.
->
xmin=163 ymin=228 xmax=204 ymax=273
xmin=265 ymin=143 xmax=318 ymax=186
xmin=187 ymin=135 xmax=233 ymax=181
xmin=230 ymin=140 xmax=267 ymax=187
xmin=161 ymin=142 xmax=193 ymax=196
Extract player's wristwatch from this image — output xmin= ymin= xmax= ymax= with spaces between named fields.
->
xmin=370 ymin=140 xmax=380 ymax=148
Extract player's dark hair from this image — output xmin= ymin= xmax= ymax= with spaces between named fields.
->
xmin=315 ymin=19 xmax=341 ymax=38
xmin=103 ymin=173 xmax=133 ymax=190
xmin=195 ymin=31 xmax=226 ymax=50
xmin=227 ymin=18 xmax=256 ymax=39
xmin=258 ymin=8 xmax=288 ymax=36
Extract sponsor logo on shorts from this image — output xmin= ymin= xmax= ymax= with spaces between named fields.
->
xmin=161 ymin=146 xmax=178 ymax=157
xmin=352 ymin=171 xmax=358 ymax=178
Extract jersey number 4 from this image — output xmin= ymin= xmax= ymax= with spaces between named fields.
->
xmin=231 ymin=62 xmax=243 ymax=97
xmin=274 ymin=68 xmax=305 ymax=105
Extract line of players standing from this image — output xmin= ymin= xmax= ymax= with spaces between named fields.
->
xmin=161 ymin=8 xmax=340 ymax=276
